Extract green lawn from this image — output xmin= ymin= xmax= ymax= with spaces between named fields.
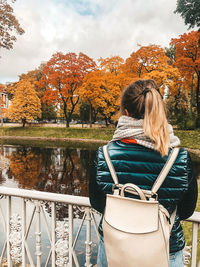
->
xmin=0 ymin=126 xmax=200 ymax=150
xmin=0 ymin=126 xmax=114 ymax=141
xmin=175 ymin=130 xmax=200 ymax=150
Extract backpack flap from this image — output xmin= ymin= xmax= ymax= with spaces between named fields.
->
xmin=104 ymin=194 xmax=159 ymax=234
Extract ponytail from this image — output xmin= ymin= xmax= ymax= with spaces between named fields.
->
xmin=120 ymin=79 xmax=170 ymax=157
xmin=143 ymin=88 xmax=170 ymax=157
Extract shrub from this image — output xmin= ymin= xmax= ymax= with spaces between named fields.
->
xmin=177 ymin=115 xmax=197 ymax=130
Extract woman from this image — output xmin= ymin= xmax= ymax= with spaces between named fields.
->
xmin=89 ymin=79 xmax=198 ymax=267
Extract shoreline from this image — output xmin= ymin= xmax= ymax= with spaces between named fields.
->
xmin=0 ymin=135 xmax=108 ymax=144
xmin=0 ymin=135 xmax=200 ymax=156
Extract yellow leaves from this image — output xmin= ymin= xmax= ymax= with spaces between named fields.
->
xmin=124 ymin=44 xmax=182 ymax=96
xmin=170 ymin=31 xmax=200 ymax=72
xmin=170 ymin=31 xmax=200 ymax=94
xmin=9 ymin=151 xmax=42 ymax=189
xmin=79 ymin=56 xmax=126 ymax=120
xmin=98 ymin=56 xmax=124 ymax=74
xmin=124 ymin=44 xmax=169 ymax=77
xmin=6 ymin=78 xmax=41 ymax=125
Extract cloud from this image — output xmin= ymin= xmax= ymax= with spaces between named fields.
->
xmin=0 ymin=0 xmax=189 ymax=84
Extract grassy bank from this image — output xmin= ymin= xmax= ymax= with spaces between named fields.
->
xmin=175 ymin=130 xmax=200 ymax=150
xmin=0 ymin=126 xmax=114 ymax=141
xmin=0 ymin=126 xmax=200 ymax=149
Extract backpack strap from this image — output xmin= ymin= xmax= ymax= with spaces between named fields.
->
xmin=103 ymin=145 xmax=119 ymax=185
xmin=103 ymin=145 xmax=179 ymax=190
xmin=151 ymin=147 xmax=180 ymax=194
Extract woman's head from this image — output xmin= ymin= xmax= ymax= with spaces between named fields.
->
xmin=120 ymin=79 xmax=170 ymax=156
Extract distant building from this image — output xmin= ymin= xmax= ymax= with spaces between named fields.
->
xmin=0 ymin=83 xmax=9 ymax=118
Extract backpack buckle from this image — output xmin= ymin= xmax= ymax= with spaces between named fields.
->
xmin=112 ymin=184 xmax=120 ymax=195
xmin=151 ymin=192 xmax=158 ymax=200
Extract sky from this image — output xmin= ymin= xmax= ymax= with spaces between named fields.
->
xmin=0 ymin=0 xmax=191 ymax=84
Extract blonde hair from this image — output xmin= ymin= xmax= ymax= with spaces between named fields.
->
xmin=120 ymin=79 xmax=170 ymax=156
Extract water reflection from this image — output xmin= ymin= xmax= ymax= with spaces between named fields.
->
xmin=0 ymin=145 xmax=96 ymax=198
xmin=0 ymin=145 xmax=199 ymax=196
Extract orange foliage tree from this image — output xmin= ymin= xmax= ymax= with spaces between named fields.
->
xmin=19 ymin=66 xmax=57 ymax=121
xmin=79 ymin=70 xmax=103 ymax=126
xmin=6 ymin=78 xmax=41 ymax=126
xmin=80 ymin=56 xmax=129 ymax=125
xmin=38 ymin=52 xmax=96 ymax=127
xmin=124 ymin=44 xmax=181 ymax=95
xmin=9 ymin=149 xmax=42 ymax=189
xmin=170 ymin=31 xmax=200 ymax=116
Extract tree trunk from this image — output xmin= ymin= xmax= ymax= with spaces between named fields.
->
xmin=63 ymin=102 xmax=70 ymax=128
xmin=66 ymin=119 xmax=70 ymax=128
xmin=89 ymin=103 xmax=92 ymax=128
xmin=174 ymin=86 xmax=181 ymax=115
xmin=190 ymin=74 xmax=194 ymax=115
xmin=22 ymin=118 xmax=26 ymax=127
xmin=196 ymin=72 xmax=200 ymax=117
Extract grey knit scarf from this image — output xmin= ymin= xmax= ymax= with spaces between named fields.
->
xmin=112 ymin=116 xmax=180 ymax=150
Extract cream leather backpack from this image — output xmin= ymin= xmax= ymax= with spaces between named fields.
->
xmin=102 ymin=145 xmax=179 ymax=267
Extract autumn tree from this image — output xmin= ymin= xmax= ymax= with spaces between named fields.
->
xmin=80 ymin=56 xmax=128 ymax=126
xmin=170 ymin=31 xmax=200 ymax=117
xmin=124 ymin=44 xmax=181 ymax=95
xmin=19 ymin=66 xmax=57 ymax=121
xmin=0 ymin=0 xmax=24 ymax=51
xmin=6 ymin=78 xmax=41 ymax=126
xmin=98 ymin=56 xmax=124 ymax=74
xmin=79 ymin=70 xmax=103 ymax=126
xmin=165 ymin=45 xmax=176 ymax=65
xmin=38 ymin=52 xmax=96 ymax=127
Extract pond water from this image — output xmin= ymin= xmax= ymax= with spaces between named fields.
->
xmin=0 ymin=144 xmax=97 ymax=196
xmin=0 ymin=144 xmax=199 ymax=194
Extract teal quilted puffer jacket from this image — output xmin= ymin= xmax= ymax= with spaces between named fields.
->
xmin=89 ymin=141 xmax=198 ymax=253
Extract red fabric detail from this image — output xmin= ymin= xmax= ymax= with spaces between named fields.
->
xmin=120 ymin=139 xmax=138 ymax=144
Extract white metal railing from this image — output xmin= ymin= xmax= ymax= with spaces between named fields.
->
xmin=0 ymin=186 xmax=199 ymax=267
xmin=185 ymin=211 xmax=200 ymax=267
xmin=0 ymin=186 xmax=100 ymax=267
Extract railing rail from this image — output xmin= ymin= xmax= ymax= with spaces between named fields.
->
xmin=0 ymin=186 xmax=199 ymax=267
xmin=186 ymin=212 xmax=200 ymax=267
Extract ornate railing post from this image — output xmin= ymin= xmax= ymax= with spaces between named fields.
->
xmin=68 ymin=204 xmax=73 ymax=266
xmin=51 ymin=202 xmax=56 ymax=266
xmin=185 ymin=211 xmax=200 ymax=267
xmin=85 ymin=207 xmax=92 ymax=267
xmin=22 ymin=199 xmax=26 ymax=267
xmin=6 ymin=196 xmax=12 ymax=267
xmin=191 ymin=222 xmax=198 ymax=267
xmin=35 ymin=201 xmax=42 ymax=267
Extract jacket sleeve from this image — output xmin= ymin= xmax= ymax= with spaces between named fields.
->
xmin=177 ymin=152 xmax=198 ymax=220
xmin=89 ymin=150 xmax=106 ymax=214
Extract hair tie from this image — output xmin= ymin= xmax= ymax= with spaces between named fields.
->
xmin=140 ymin=88 xmax=150 ymax=96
